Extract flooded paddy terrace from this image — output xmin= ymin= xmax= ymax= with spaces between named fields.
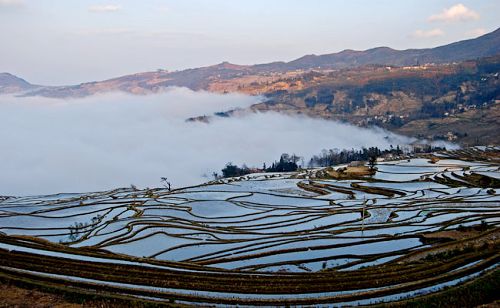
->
xmin=0 ymin=147 xmax=499 ymax=306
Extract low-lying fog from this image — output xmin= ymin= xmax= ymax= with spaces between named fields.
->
xmin=1 ymin=88 xmax=424 ymax=195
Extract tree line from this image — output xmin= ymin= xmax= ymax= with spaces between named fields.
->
xmin=219 ymin=153 xmax=300 ymax=178
xmin=217 ymin=145 xmax=445 ymax=179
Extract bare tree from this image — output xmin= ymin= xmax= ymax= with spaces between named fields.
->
xmin=368 ymin=155 xmax=377 ymax=171
xmin=161 ymin=177 xmax=172 ymax=191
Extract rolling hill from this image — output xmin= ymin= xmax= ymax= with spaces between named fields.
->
xmin=1 ymin=28 xmax=499 ymax=145
xmin=1 ymin=27 xmax=499 ymax=97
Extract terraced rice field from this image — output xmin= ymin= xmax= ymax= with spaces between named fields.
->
xmin=0 ymin=147 xmax=499 ymax=306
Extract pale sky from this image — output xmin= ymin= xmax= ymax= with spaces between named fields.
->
xmin=0 ymin=0 xmax=498 ymax=85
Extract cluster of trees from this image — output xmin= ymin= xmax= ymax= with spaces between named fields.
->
xmin=307 ymin=145 xmax=446 ymax=167
xmin=218 ymin=145 xmax=446 ymax=178
xmin=308 ymin=147 xmax=385 ymax=168
xmin=421 ymin=101 xmax=456 ymax=118
xmin=220 ymin=153 xmax=300 ymax=178
xmin=304 ymin=88 xmax=335 ymax=107
xmin=412 ymin=144 xmax=446 ymax=153
xmin=220 ymin=163 xmax=252 ymax=178
xmin=266 ymin=153 xmax=300 ymax=172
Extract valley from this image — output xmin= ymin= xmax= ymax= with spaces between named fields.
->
xmin=2 ymin=28 xmax=499 ymax=146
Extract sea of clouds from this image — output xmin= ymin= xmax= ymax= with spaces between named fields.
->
xmin=0 ymin=88 xmax=434 ymax=195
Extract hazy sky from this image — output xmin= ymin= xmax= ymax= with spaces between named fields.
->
xmin=0 ymin=0 xmax=498 ymax=85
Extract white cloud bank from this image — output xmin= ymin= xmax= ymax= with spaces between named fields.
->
xmin=88 ymin=4 xmax=121 ymax=13
xmin=428 ymin=4 xmax=479 ymax=23
xmin=0 ymin=89 xmax=420 ymax=196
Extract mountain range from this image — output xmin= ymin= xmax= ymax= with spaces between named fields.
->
xmin=1 ymin=27 xmax=499 ymax=97
xmin=1 ymin=28 xmax=499 ymax=146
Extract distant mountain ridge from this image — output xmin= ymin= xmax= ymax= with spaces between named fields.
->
xmin=1 ymin=27 xmax=499 ymax=97
xmin=286 ymin=28 xmax=500 ymax=69
xmin=0 ymin=73 xmax=38 ymax=93
xmin=255 ymin=27 xmax=500 ymax=71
